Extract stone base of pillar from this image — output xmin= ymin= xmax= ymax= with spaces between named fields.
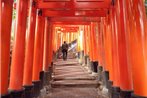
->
xmin=98 ymin=66 xmax=103 ymax=72
xmin=44 ymin=71 xmax=49 ymax=85
xmin=48 ymin=67 xmax=52 ymax=80
xmin=84 ymin=55 xmax=88 ymax=65
xmin=131 ymin=93 xmax=147 ymax=98
xmin=39 ymin=71 xmax=45 ymax=89
xmin=10 ymin=89 xmax=25 ymax=98
xmin=90 ymin=61 xmax=98 ymax=73
xmin=102 ymin=71 xmax=109 ymax=87
xmin=81 ymin=55 xmax=86 ymax=67
xmin=90 ymin=61 xmax=94 ymax=72
xmin=98 ymin=66 xmax=103 ymax=81
xmin=107 ymin=80 xmax=113 ymax=90
xmin=51 ymin=62 xmax=54 ymax=73
xmin=93 ymin=61 xmax=98 ymax=73
xmin=23 ymin=85 xmax=34 ymax=98
xmin=1 ymin=93 xmax=11 ymax=98
xmin=40 ymin=71 xmax=50 ymax=87
xmin=32 ymin=80 xmax=41 ymax=97
xmin=110 ymin=86 xmax=120 ymax=98
xmin=120 ymin=90 xmax=132 ymax=98
xmin=108 ymin=81 xmax=113 ymax=97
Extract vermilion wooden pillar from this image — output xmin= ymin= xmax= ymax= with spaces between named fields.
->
xmin=23 ymin=1 xmax=37 ymax=98
xmin=32 ymin=9 xmax=44 ymax=97
xmin=77 ymin=31 xmax=80 ymax=55
xmin=0 ymin=0 xmax=1 ymax=24
xmin=94 ymin=23 xmax=99 ymax=62
xmin=104 ymin=14 xmax=113 ymax=83
xmin=91 ymin=22 xmax=98 ymax=73
xmin=116 ymin=0 xmax=133 ymax=98
xmin=52 ymin=27 xmax=57 ymax=52
xmin=23 ymin=0 xmax=36 ymax=86
xmin=9 ymin=0 xmax=28 ymax=97
xmin=85 ymin=25 xmax=91 ymax=70
xmin=125 ymin=0 xmax=147 ymax=97
xmin=103 ymin=18 xmax=108 ymax=70
xmin=39 ymin=16 xmax=45 ymax=72
xmin=87 ymin=25 xmax=93 ymax=62
xmin=98 ymin=21 xmax=103 ymax=67
xmin=87 ymin=24 xmax=95 ymax=72
xmin=83 ymin=26 xmax=87 ymax=56
xmin=90 ymin=23 xmax=95 ymax=61
xmin=86 ymin=25 xmax=92 ymax=73
xmin=48 ymin=24 xmax=53 ymax=67
xmin=101 ymin=17 xmax=113 ymax=88
xmin=69 ymin=33 xmax=72 ymax=43
xmin=109 ymin=4 xmax=121 ymax=98
xmin=97 ymin=22 xmax=101 ymax=66
xmin=43 ymin=17 xmax=50 ymax=71
xmin=85 ymin=26 xmax=89 ymax=55
xmin=82 ymin=26 xmax=88 ymax=66
xmin=112 ymin=7 xmax=121 ymax=87
xmin=40 ymin=17 xmax=50 ymax=87
xmin=32 ymin=10 xmax=43 ymax=96
xmin=0 ymin=0 xmax=13 ymax=96
xmin=96 ymin=21 xmax=104 ymax=81
xmin=57 ymin=32 xmax=61 ymax=49
xmin=78 ymin=26 xmax=84 ymax=64
xmin=101 ymin=19 xmax=106 ymax=69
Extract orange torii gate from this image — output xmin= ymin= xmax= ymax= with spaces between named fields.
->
xmin=1 ymin=0 xmax=147 ymax=98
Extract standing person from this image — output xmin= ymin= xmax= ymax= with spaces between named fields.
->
xmin=62 ymin=41 xmax=68 ymax=60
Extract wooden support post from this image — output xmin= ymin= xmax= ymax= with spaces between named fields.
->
xmin=32 ymin=9 xmax=43 ymax=97
xmin=9 ymin=0 xmax=28 ymax=97
xmin=85 ymin=26 xmax=89 ymax=56
xmin=0 ymin=0 xmax=13 ymax=97
xmin=87 ymin=25 xmax=92 ymax=62
xmin=48 ymin=25 xmax=53 ymax=67
xmin=104 ymin=14 xmax=113 ymax=86
xmin=42 ymin=17 xmax=50 ymax=85
xmin=85 ymin=25 xmax=92 ymax=73
xmin=39 ymin=16 xmax=45 ymax=89
xmin=40 ymin=16 xmax=45 ymax=72
xmin=23 ymin=1 xmax=37 ymax=98
xmin=82 ymin=26 xmax=88 ymax=66
xmin=115 ymin=0 xmax=133 ymax=98
xmin=43 ymin=17 xmax=50 ymax=71
xmin=91 ymin=23 xmax=98 ymax=73
xmin=83 ymin=26 xmax=87 ymax=56
xmin=98 ymin=21 xmax=104 ymax=67
xmin=108 ymin=4 xmax=121 ymax=98
xmin=125 ymin=0 xmax=147 ymax=97
xmin=87 ymin=24 xmax=94 ymax=72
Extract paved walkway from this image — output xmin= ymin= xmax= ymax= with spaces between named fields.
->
xmin=45 ymin=59 xmax=100 ymax=98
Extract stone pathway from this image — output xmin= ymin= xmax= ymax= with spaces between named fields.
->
xmin=45 ymin=59 xmax=100 ymax=98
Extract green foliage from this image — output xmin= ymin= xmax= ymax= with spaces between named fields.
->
xmin=14 ymin=0 xmax=17 ymax=3
xmin=12 ymin=0 xmax=17 ymax=19
xmin=12 ymin=9 xmax=16 ymax=19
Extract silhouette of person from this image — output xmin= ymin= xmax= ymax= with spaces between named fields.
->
xmin=62 ymin=41 xmax=68 ymax=60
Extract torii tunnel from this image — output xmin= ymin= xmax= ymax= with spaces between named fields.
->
xmin=0 ymin=0 xmax=147 ymax=98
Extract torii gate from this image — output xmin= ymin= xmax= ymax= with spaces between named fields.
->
xmin=1 ymin=0 xmax=147 ymax=98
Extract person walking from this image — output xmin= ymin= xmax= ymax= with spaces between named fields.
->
xmin=62 ymin=41 xmax=68 ymax=60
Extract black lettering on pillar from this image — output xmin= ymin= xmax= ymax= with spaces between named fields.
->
xmin=111 ymin=0 xmax=115 ymax=6
xmin=38 ymin=9 xmax=42 ymax=16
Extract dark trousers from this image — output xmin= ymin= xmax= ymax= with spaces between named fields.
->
xmin=62 ymin=49 xmax=67 ymax=60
